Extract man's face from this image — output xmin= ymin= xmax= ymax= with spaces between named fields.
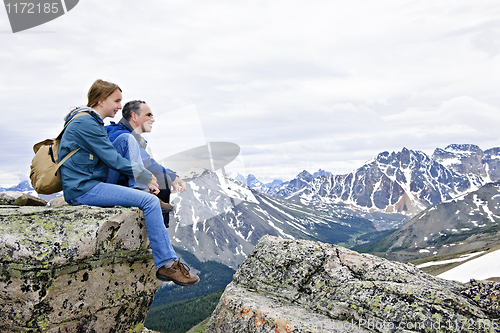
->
xmin=135 ymin=104 xmax=155 ymax=133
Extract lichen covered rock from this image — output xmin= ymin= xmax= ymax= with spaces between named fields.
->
xmin=211 ymin=282 xmax=370 ymax=332
xmin=462 ymin=279 xmax=500 ymax=319
xmin=0 ymin=205 xmax=160 ymax=332
xmin=206 ymin=236 xmax=499 ymax=333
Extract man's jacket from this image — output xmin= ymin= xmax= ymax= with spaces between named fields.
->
xmin=106 ymin=118 xmax=176 ymax=187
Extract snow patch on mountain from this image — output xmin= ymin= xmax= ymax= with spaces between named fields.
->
xmin=438 ymin=250 xmax=500 ymax=282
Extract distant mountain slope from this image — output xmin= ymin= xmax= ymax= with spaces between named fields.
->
xmin=363 ymin=182 xmax=500 ymax=262
xmin=256 ymin=170 xmax=314 ymax=197
xmin=0 ymin=180 xmax=33 ymax=192
xmin=169 ymin=169 xmax=377 ymax=267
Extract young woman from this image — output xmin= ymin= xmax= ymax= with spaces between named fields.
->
xmin=58 ymin=79 xmax=198 ymax=286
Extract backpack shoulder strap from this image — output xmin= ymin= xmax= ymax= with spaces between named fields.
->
xmin=54 ymin=112 xmax=90 ymax=171
xmin=57 ymin=148 xmax=81 ymax=169
xmin=56 ymin=111 xmax=90 ymax=140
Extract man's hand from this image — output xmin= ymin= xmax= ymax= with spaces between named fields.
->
xmin=148 ymin=175 xmax=160 ymax=195
xmin=171 ymin=177 xmax=187 ymax=193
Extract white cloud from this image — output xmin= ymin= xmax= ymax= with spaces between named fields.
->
xmin=1 ymin=0 xmax=500 ymax=185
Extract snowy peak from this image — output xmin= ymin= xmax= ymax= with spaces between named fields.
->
xmin=225 ymin=173 xmax=283 ymax=190
xmin=375 ymin=147 xmax=432 ymax=170
xmin=281 ymin=146 xmax=486 ymax=217
xmin=433 ymin=144 xmax=500 ymax=181
xmin=246 ymin=174 xmax=263 ymax=188
xmin=263 ymin=179 xmax=283 ymax=188
xmin=443 ymin=143 xmax=482 ymax=154
xmin=313 ymin=169 xmax=332 ymax=178
xmin=433 ymin=144 xmax=485 ymax=175
xmin=0 ymin=180 xmax=33 ymax=192
xmin=169 ymin=169 xmax=376 ymax=267
xmin=296 ymin=170 xmax=313 ymax=182
xmin=262 ymin=170 xmax=316 ymax=198
xmin=226 ymin=171 xmax=247 ymax=185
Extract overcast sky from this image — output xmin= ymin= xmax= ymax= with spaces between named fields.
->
xmin=1 ymin=0 xmax=500 ymax=185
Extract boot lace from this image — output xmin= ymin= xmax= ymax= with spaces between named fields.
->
xmin=176 ymin=261 xmax=191 ymax=277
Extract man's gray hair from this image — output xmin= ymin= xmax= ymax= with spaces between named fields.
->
xmin=122 ymin=100 xmax=146 ymax=121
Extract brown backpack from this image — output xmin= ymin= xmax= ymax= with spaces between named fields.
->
xmin=29 ymin=112 xmax=89 ymax=194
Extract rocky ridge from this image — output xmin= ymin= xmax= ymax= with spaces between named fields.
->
xmin=287 ymin=148 xmax=484 ymax=217
xmin=206 ymin=236 xmax=500 ymax=333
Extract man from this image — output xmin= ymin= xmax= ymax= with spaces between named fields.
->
xmin=106 ymin=100 xmax=186 ymax=228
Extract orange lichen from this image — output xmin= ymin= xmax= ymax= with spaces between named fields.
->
xmin=255 ymin=309 xmax=265 ymax=328
xmin=236 ymin=304 xmax=253 ymax=319
xmin=275 ymin=318 xmax=294 ymax=333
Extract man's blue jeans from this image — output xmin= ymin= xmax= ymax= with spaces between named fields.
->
xmin=67 ymin=182 xmax=177 ymax=269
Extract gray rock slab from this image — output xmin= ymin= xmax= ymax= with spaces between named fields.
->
xmin=207 ymin=235 xmax=500 ymax=333
xmin=210 ymin=281 xmax=371 ymax=332
xmin=0 ymin=206 xmax=160 ymax=332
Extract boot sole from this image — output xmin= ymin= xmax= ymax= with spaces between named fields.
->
xmin=156 ymin=271 xmax=199 ymax=286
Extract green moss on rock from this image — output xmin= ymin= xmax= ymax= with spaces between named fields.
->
xmin=0 ymin=206 xmax=160 ymax=332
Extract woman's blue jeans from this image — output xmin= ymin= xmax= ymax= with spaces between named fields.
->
xmin=67 ymin=182 xmax=177 ymax=269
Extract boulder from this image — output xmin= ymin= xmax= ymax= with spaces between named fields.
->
xmin=206 ymin=236 xmax=499 ymax=333
xmin=0 ymin=205 xmax=161 ymax=332
xmin=48 ymin=197 xmax=68 ymax=208
xmin=0 ymin=191 xmax=47 ymax=206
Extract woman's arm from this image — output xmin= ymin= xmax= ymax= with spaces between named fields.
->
xmin=72 ymin=117 xmax=153 ymax=185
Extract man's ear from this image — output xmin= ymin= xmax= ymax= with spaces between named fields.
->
xmin=130 ymin=112 xmax=138 ymax=123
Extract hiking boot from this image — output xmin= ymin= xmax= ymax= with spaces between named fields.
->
xmin=156 ymin=260 xmax=199 ymax=286
xmin=159 ymin=199 xmax=174 ymax=212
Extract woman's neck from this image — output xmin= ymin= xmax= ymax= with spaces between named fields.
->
xmin=92 ymin=105 xmax=107 ymax=120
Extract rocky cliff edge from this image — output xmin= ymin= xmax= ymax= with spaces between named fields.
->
xmin=0 ymin=205 xmax=160 ymax=332
xmin=206 ymin=236 xmax=499 ymax=333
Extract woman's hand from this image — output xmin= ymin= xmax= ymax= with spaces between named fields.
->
xmin=148 ymin=175 xmax=160 ymax=195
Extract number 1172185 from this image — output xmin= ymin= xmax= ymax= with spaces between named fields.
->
xmin=5 ymin=3 xmax=59 ymax=14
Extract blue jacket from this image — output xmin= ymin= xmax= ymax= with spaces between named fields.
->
xmin=59 ymin=108 xmax=153 ymax=201
xmin=106 ymin=119 xmax=177 ymax=184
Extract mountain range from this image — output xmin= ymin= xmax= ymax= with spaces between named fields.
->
xmin=0 ymin=180 xmax=34 ymax=192
xmin=4 ymin=143 xmax=500 ymax=267
xmin=168 ymin=143 xmax=500 ymax=267
xmin=241 ymin=144 xmax=499 ymax=219
xmin=169 ymin=168 xmax=378 ymax=267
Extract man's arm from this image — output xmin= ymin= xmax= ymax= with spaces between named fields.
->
xmin=140 ymin=149 xmax=178 ymax=188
